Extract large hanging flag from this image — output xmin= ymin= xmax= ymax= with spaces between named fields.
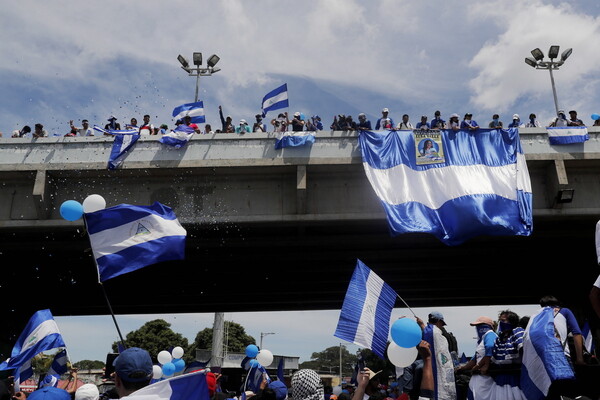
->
xmin=274 ymin=132 xmax=315 ymax=150
xmin=520 ymin=307 xmax=575 ymax=400
xmin=261 ymin=84 xmax=289 ymax=118
xmin=92 ymin=126 xmax=141 ymax=170
xmin=422 ymin=324 xmax=456 ymax=400
xmin=85 ymin=202 xmax=187 ymax=282
xmin=172 ymin=101 xmax=205 ymax=124
xmin=334 ymin=260 xmax=397 ymax=359
xmin=358 ymin=128 xmax=533 ymax=245
xmin=159 ymin=125 xmax=196 ymax=148
xmin=0 ymin=310 xmax=66 ymax=371
xmin=120 ymin=370 xmax=210 ymax=400
xmin=546 ymin=126 xmax=588 ymax=145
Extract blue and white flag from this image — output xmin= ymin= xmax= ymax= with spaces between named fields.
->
xmin=423 ymin=324 xmax=456 ymax=400
xmin=334 ymin=259 xmax=397 ymax=359
xmin=47 ymin=349 xmax=68 ymax=376
xmin=0 ymin=310 xmax=66 ymax=371
xmin=159 ymin=125 xmax=196 ymax=148
xmin=274 ymin=132 xmax=315 ymax=150
xmin=95 ymin=127 xmax=141 ymax=170
xmin=121 ymin=370 xmax=210 ymax=400
xmin=172 ymin=101 xmax=205 ymax=124
xmin=84 ymin=202 xmax=187 ymax=282
xmin=521 ymin=307 xmax=575 ymax=400
xmin=241 ymin=357 xmax=270 ymax=393
xmin=261 ymin=84 xmax=289 ymax=117
xmin=582 ymin=321 xmax=594 ymax=353
xmin=13 ymin=359 xmax=33 ymax=392
xmin=546 ymin=126 xmax=589 ymax=145
xmin=358 ymin=128 xmax=533 ymax=246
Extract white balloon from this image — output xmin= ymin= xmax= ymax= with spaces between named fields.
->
xmin=332 ymin=386 xmax=343 ymax=396
xmin=82 ymin=194 xmax=106 ymax=213
xmin=172 ymin=346 xmax=184 ymax=359
xmin=152 ymin=365 xmax=163 ymax=379
xmin=387 ymin=342 xmax=418 ymax=368
xmin=256 ymin=349 xmax=274 ymax=366
xmin=157 ymin=350 xmax=172 ymax=365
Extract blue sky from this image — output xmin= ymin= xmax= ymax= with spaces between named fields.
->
xmin=3 ymin=0 xmax=600 ymax=135
xmin=0 ymin=0 xmax=594 ymax=365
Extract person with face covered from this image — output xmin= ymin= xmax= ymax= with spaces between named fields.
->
xmin=549 ymin=110 xmax=568 ymax=127
xmin=236 ymin=119 xmax=251 ymax=134
xmin=455 ymin=316 xmax=497 ymax=400
xmin=253 ymin=114 xmax=267 ymax=132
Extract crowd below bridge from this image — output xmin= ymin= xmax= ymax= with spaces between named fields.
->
xmin=2 ymin=108 xmax=598 ymax=138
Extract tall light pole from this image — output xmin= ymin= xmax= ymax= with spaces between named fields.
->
xmin=260 ymin=332 xmax=275 ymax=348
xmin=524 ymin=45 xmax=573 ymax=116
xmin=177 ymin=52 xmax=221 ymax=102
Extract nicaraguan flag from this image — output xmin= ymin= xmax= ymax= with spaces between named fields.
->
xmin=274 ymin=132 xmax=315 ymax=150
xmin=47 ymin=349 xmax=68 ymax=376
xmin=277 ymin=357 xmax=284 ymax=382
xmin=13 ymin=359 xmax=33 ymax=392
xmin=120 ymin=370 xmax=210 ymax=400
xmin=172 ymin=101 xmax=205 ymax=124
xmin=582 ymin=321 xmax=594 ymax=353
xmin=359 ymin=128 xmax=533 ymax=246
xmin=105 ymin=129 xmax=141 ymax=170
xmin=546 ymin=126 xmax=589 ymax=145
xmin=0 ymin=309 xmax=66 ymax=371
xmin=423 ymin=324 xmax=456 ymax=400
xmin=159 ymin=125 xmax=196 ymax=148
xmin=85 ymin=202 xmax=187 ymax=282
xmin=261 ymin=84 xmax=288 ymax=117
xmin=334 ymin=259 xmax=397 ymax=359
xmin=521 ymin=307 xmax=575 ymax=400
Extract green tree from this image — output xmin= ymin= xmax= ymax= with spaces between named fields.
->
xmin=112 ymin=319 xmax=192 ymax=362
xmin=299 ymin=345 xmax=357 ymax=375
xmin=73 ymin=360 xmax=105 ymax=370
xmin=188 ymin=321 xmax=256 ymax=357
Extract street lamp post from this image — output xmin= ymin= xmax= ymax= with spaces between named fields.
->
xmin=260 ymin=332 xmax=275 ymax=348
xmin=524 ymin=45 xmax=572 ymax=116
xmin=177 ymin=52 xmax=221 ymax=102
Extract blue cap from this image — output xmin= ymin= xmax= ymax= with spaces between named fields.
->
xmin=40 ymin=374 xmax=60 ymax=388
xmin=268 ymin=380 xmax=288 ymax=400
xmin=113 ymin=347 xmax=153 ymax=382
xmin=428 ymin=311 xmax=446 ymax=325
xmin=28 ymin=387 xmax=71 ymax=400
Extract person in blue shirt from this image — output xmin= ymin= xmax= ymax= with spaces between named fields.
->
xmin=508 ymin=114 xmax=524 ymax=128
xmin=460 ymin=113 xmax=479 ymax=131
xmin=431 ymin=110 xmax=446 ymax=129
xmin=357 ymin=113 xmax=372 ymax=131
xmin=416 ymin=115 xmax=431 ymax=130
xmin=306 ymin=115 xmax=323 ymax=131
xmin=375 ymin=108 xmax=394 ymax=130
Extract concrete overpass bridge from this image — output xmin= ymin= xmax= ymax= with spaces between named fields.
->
xmin=1 ymin=128 xmax=600 ymax=350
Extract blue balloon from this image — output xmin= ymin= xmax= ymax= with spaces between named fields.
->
xmin=592 ymin=113 xmax=600 ymax=121
xmin=300 ymin=113 xmax=306 ymax=121
xmin=173 ymin=358 xmax=186 ymax=373
xmin=162 ymin=362 xmax=176 ymax=376
xmin=249 ymin=359 xmax=260 ymax=368
xmin=390 ymin=318 xmax=422 ymax=348
xmin=60 ymin=200 xmax=83 ymax=221
xmin=246 ymin=344 xmax=259 ymax=358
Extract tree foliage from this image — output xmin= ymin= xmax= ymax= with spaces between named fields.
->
xmin=299 ymin=345 xmax=357 ymax=375
xmin=188 ymin=321 xmax=256 ymax=357
xmin=111 ymin=319 xmax=192 ymax=362
xmin=73 ymin=360 xmax=105 ymax=370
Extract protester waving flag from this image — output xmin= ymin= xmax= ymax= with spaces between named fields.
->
xmin=120 ymin=370 xmax=210 ymax=400
xmin=172 ymin=101 xmax=205 ymax=124
xmin=261 ymin=84 xmax=288 ymax=118
xmin=85 ymin=202 xmax=187 ymax=282
xmin=359 ymin=128 xmax=533 ymax=245
xmin=159 ymin=125 xmax=196 ymax=148
xmin=0 ymin=310 xmax=66 ymax=371
xmin=334 ymin=260 xmax=397 ymax=359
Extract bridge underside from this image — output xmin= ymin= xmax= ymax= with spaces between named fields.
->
xmin=2 ymin=215 xmax=597 ymax=322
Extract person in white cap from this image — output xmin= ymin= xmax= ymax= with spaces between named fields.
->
xmin=375 ymin=108 xmax=394 ymax=130
xmin=235 ymin=119 xmax=251 ymax=134
xmin=508 ymin=114 xmax=524 ymax=128
xmin=290 ymin=112 xmax=305 ymax=131
xmin=74 ymin=384 xmax=99 ymax=400
xmin=448 ymin=113 xmax=460 ymax=131
xmin=549 ymin=110 xmax=568 ymax=127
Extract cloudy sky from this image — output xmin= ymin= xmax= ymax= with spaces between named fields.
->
xmin=0 ymin=0 xmax=593 ymax=365
xmin=2 ymin=0 xmax=600 ymax=136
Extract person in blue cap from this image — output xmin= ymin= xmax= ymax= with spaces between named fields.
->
xmin=28 ymin=387 xmax=70 ymax=400
xmin=113 ymin=347 xmax=153 ymax=397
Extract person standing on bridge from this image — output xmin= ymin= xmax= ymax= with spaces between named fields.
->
xmin=375 ymin=108 xmax=394 ymax=130
xmin=219 ymin=105 xmax=235 ymax=133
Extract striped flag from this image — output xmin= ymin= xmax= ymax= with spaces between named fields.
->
xmin=85 ymin=202 xmax=187 ymax=282
xmin=334 ymin=260 xmax=397 ymax=359
xmin=121 ymin=370 xmax=210 ymax=400
xmin=358 ymin=128 xmax=533 ymax=245
xmin=581 ymin=321 xmax=594 ymax=353
xmin=422 ymin=324 xmax=456 ymax=399
xmin=172 ymin=101 xmax=205 ymax=124
xmin=546 ymin=126 xmax=589 ymax=145
xmin=521 ymin=307 xmax=575 ymax=400
xmin=159 ymin=125 xmax=196 ymax=148
xmin=261 ymin=84 xmax=289 ymax=118
xmin=48 ymin=349 xmax=68 ymax=376
xmin=274 ymin=132 xmax=315 ymax=150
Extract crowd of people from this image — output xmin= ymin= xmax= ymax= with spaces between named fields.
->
xmin=2 ymin=108 xmax=597 ymax=139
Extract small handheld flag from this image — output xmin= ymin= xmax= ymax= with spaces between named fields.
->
xmin=261 ymin=84 xmax=289 ymax=118
xmin=172 ymin=102 xmax=205 ymax=124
